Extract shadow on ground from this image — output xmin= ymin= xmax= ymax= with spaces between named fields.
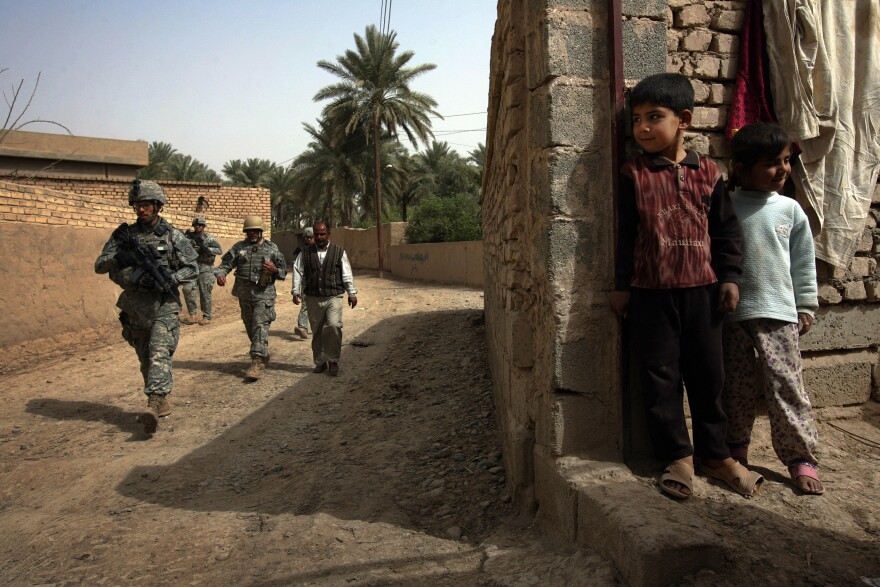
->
xmin=114 ymin=309 xmax=506 ymax=542
xmin=25 ymin=399 xmax=146 ymax=440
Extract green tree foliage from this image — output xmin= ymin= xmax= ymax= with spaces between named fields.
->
xmin=467 ymin=142 xmax=486 ymax=197
xmin=315 ymin=25 xmax=440 ymax=269
xmin=412 ymin=140 xmax=480 ymax=201
xmin=290 ymin=117 xmax=366 ymax=227
xmin=264 ymin=165 xmax=298 ymax=228
xmin=166 ymin=154 xmax=221 ymax=182
xmin=405 ymin=193 xmax=482 ymax=243
xmin=137 ymin=142 xmax=177 ymax=180
xmin=467 ymin=143 xmax=486 ymax=169
xmin=138 ymin=141 xmax=220 ymax=182
xmin=221 ymin=158 xmax=277 ymax=187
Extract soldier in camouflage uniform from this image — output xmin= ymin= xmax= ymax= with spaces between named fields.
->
xmin=215 ymin=215 xmax=287 ymax=380
xmin=291 ymin=226 xmax=315 ymax=339
xmin=182 ymin=216 xmax=223 ymax=325
xmin=95 ymin=180 xmax=198 ymax=435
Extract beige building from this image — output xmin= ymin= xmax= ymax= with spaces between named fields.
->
xmin=0 ymin=129 xmax=148 ymax=179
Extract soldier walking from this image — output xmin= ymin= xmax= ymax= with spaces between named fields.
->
xmin=182 ymin=216 xmax=223 ymax=325
xmin=215 ymin=216 xmax=286 ymax=380
xmin=291 ymin=227 xmax=315 ymax=339
xmin=95 ymin=180 xmax=198 ymax=434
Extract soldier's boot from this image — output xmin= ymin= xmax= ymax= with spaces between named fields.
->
xmin=183 ymin=313 xmax=198 ymax=325
xmin=157 ymin=395 xmax=172 ymax=417
xmin=262 ymin=354 xmax=270 ymax=367
xmin=199 ymin=316 xmax=211 ymax=326
xmin=142 ymin=394 xmax=161 ymax=434
xmin=245 ymin=357 xmax=264 ymax=380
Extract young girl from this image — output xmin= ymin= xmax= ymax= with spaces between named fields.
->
xmin=722 ymin=123 xmax=824 ymax=495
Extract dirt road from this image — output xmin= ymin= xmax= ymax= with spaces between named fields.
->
xmin=0 ymin=274 xmax=616 ymax=586
xmin=1 ymin=272 xmax=879 ymax=586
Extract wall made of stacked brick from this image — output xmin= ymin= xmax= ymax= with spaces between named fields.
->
xmin=3 ymin=173 xmax=271 ymax=240
xmin=664 ymin=0 xmax=880 ymax=403
xmin=0 ymin=180 xmax=241 ymax=347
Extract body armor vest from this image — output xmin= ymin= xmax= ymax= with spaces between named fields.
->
xmin=186 ymin=230 xmax=217 ymax=265
xmin=236 ymin=242 xmax=273 ymax=284
xmin=132 ymin=219 xmax=178 ymax=272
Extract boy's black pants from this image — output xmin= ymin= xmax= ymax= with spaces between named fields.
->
xmin=628 ymin=285 xmax=730 ymax=462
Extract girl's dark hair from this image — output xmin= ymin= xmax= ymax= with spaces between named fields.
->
xmin=728 ymin=123 xmax=792 ymax=189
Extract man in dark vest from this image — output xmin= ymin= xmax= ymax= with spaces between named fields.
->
xmin=292 ymin=222 xmax=358 ymax=376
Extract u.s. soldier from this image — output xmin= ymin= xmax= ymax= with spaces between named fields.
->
xmin=215 ymin=215 xmax=286 ymax=380
xmin=95 ymin=180 xmax=198 ymax=434
xmin=182 ymin=216 xmax=223 ymax=325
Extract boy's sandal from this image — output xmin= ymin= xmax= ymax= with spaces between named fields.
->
xmin=659 ymin=459 xmax=694 ymax=499
xmin=729 ymin=445 xmax=749 ymax=466
xmin=788 ymin=462 xmax=825 ymax=495
xmin=699 ymin=460 xmax=763 ymax=498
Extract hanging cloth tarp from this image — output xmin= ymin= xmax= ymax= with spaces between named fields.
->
xmin=763 ymin=0 xmax=880 ymax=268
xmin=725 ymin=0 xmax=777 ymax=141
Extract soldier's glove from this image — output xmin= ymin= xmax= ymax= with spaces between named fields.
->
xmin=114 ymin=250 xmax=138 ymax=268
xmin=138 ymin=274 xmax=156 ymax=290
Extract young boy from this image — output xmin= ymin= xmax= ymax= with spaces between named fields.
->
xmin=609 ymin=73 xmax=763 ymax=499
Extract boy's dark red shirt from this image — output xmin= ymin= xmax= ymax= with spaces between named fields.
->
xmin=615 ymin=150 xmax=742 ymax=290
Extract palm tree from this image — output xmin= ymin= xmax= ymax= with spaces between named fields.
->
xmin=467 ymin=143 xmax=486 ymax=169
xmin=165 ymin=154 xmax=220 ymax=182
xmin=291 ymin=118 xmax=366 ymax=227
xmin=137 ymin=141 xmax=178 ymax=179
xmin=314 ymin=24 xmax=440 ymax=276
xmin=222 ymin=158 xmax=276 ymax=187
xmin=264 ymin=165 xmax=298 ymax=228
xmin=468 ymin=142 xmax=487 ymax=205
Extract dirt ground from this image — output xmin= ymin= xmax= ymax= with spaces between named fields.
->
xmin=0 ymin=272 xmax=878 ymax=586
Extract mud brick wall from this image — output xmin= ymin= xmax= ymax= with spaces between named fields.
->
xmin=4 ymin=173 xmax=270 ymax=240
xmin=664 ymin=0 xmax=880 ymax=402
xmin=0 ymin=181 xmax=241 ymax=347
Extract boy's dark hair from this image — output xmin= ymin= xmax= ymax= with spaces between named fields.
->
xmin=629 ymin=73 xmax=694 ymax=114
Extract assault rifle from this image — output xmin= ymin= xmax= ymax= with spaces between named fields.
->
xmin=185 ymin=229 xmax=205 ymax=250
xmin=112 ymin=223 xmax=181 ymax=305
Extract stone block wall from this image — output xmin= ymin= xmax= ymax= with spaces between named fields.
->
xmin=4 ymin=173 xmax=271 ymax=239
xmin=484 ymin=0 xmax=624 ymax=513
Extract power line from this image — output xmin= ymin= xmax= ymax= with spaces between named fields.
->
xmin=379 ymin=0 xmax=393 ymax=35
xmin=429 ymin=111 xmax=487 ymax=119
xmin=386 ymin=0 xmax=393 ymax=35
xmin=433 ymin=129 xmax=487 ymax=134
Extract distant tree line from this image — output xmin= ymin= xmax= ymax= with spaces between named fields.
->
xmin=137 ymin=25 xmax=485 ymax=243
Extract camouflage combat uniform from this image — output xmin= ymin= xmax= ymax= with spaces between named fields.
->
xmin=95 ymin=217 xmax=198 ymax=398
xmin=182 ymin=228 xmax=223 ymax=320
xmin=216 ymin=239 xmax=287 ymax=359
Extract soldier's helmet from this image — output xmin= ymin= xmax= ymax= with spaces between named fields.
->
xmin=192 ymin=216 xmax=207 ymax=226
xmin=128 ymin=179 xmax=167 ymax=205
xmin=242 ymin=215 xmax=264 ymax=231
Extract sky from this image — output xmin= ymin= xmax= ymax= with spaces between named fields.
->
xmin=1 ymin=0 xmax=497 ymax=173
